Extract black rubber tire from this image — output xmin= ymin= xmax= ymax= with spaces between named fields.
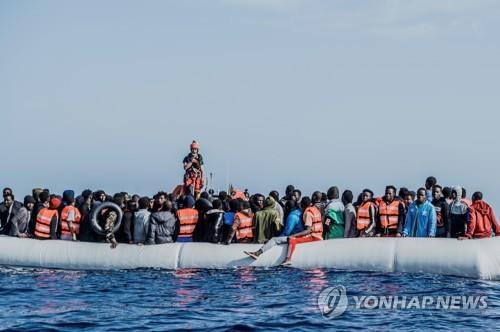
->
xmin=90 ymin=202 xmax=123 ymax=236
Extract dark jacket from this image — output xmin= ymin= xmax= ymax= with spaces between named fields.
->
xmin=78 ymin=201 xmax=95 ymax=242
xmin=146 ymin=211 xmax=178 ymax=245
xmin=0 ymin=201 xmax=22 ymax=235
xmin=118 ymin=210 xmax=134 ymax=243
xmin=203 ymin=209 xmax=225 ymax=243
xmin=431 ymin=197 xmax=450 ymax=237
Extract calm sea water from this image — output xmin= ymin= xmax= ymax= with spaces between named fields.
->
xmin=0 ymin=267 xmax=498 ymax=331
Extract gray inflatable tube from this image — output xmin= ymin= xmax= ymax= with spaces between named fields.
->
xmin=91 ymin=202 xmax=123 ymax=235
xmin=0 ymin=236 xmax=499 ymax=280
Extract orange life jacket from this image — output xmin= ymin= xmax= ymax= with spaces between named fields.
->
xmin=357 ymin=201 xmax=375 ymax=230
xmin=59 ymin=205 xmax=82 ymax=240
xmin=304 ymin=206 xmax=323 ymax=239
xmin=378 ymin=200 xmax=401 ymax=230
xmin=235 ymin=212 xmax=254 ymax=241
xmin=35 ymin=208 xmax=58 ymax=239
xmin=176 ymin=208 xmax=199 ymax=240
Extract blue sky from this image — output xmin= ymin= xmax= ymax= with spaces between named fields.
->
xmin=1 ymin=0 xmax=499 ymax=206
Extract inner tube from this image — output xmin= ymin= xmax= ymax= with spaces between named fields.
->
xmin=90 ymin=202 xmax=123 ymax=235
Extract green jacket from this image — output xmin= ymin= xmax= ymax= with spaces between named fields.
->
xmin=255 ymin=199 xmax=282 ymax=243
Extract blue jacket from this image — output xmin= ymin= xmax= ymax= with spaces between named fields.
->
xmin=279 ymin=208 xmax=303 ymax=236
xmin=403 ymin=201 xmax=437 ymax=237
xmin=224 ymin=212 xmax=235 ymax=226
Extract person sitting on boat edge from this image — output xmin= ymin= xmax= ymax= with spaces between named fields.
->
xmin=9 ymin=195 xmax=36 ymax=238
xmin=458 ymin=192 xmax=500 ymax=240
xmin=401 ymin=188 xmax=437 ymax=238
xmin=244 ymin=199 xmax=303 ymax=259
xmin=281 ymin=196 xmax=323 ymax=266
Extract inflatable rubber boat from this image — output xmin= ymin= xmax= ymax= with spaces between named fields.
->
xmin=1 ymin=236 xmax=499 ymax=280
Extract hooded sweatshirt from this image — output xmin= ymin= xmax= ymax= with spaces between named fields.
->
xmin=466 ymin=200 xmax=500 ymax=239
xmin=255 ymin=197 xmax=282 ymax=243
xmin=133 ymin=209 xmax=151 ymax=244
xmin=146 ymin=211 xmax=177 ymax=244
xmin=449 ymin=186 xmax=470 ymax=238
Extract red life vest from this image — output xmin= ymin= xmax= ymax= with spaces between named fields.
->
xmin=378 ymin=200 xmax=401 ymax=230
xmin=176 ymin=208 xmax=199 ymax=240
xmin=35 ymin=208 xmax=58 ymax=239
xmin=59 ymin=206 xmax=82 ymax=241
xmin=357 ymin=201 xmax=376 ymax=230
xmin=235 ymin=212 xmax=254 ymax=241
xmin=304 ymin=206 xmax=323 ymax=239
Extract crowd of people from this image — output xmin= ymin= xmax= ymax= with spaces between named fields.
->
xmin=0 ymin=175 xmax=498 ymax=264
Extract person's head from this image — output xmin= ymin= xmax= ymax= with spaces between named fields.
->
xmin=113 ymin=193 xmax=125 ymax=209
xmin=311 ymin=191 xmax=322 ymax=204
xmin=362 ymin=189 xmax=373 ymax=203
xmin=285 ymin=199 xmax=298 ymax=212
xmin=451 ymin=186 xmax=463 ymax=201
xmin=341 ymin=190 xmax=353 ymax=206
xmin=285 ymin=185 xmax=295 ymax=198
xmin=190 ymin=140 xmax=199 ymax=154
xmin=425 ymin=176 xmax=437 ymax=190
xmin=138 ymin=197 xmax=150 ymax=210
xmin=472 ymin=192 xmax=483 ymax=202
xmin=292 ymin=189 xmax=302 ymax=202
xmin=462 ymin=188 xmax=467 ymax=199
xmin=212 ymin=199 xmax=222 ymax=210
xmin=269 ymin=190 xmax=280 ymax=202
xmin=23 ymin=195 xmax=36 ymax=211
xmin=3 ymin=194 xmax=14 ymax=207
xmin=156 ymin=191 xmax=168 ymax=205
xmin=3 ymin=187 xmax=13 ymax=199
xmin=200 ymin=192 xmax=210 ymax=200
xmin=39 ymin=191 xmax=50 ymax=205
xmin=432 ymin=185 xmax=443 ymax=201
xmin=398 ymin=187 xmax=409 ymax=199
xmin=49 ymin=197 xmax=61 ymax=210
xmin=219 ymin=191 xmax=228 ymax=201
xmin=183 ymin=195 xmax=196 ymax=209
xmin=229 ymin=199 xmax=239 ymax=213
xmin=132 ymin=194 xmax=140 ymax=203
xmin=405 ymin=191 xmax=416 ymax=206
xmin=255 ymin=194 xmax=265 ymax=209
xmin=62 ymin=190 xmax=75 ymax=205
xmin=121 ymin=192 xmax=130 ymax=202
xmin=164 ymin=200 xmax=173 ymax=212
xmin=127 ymin=200 xmax=138 ymax=212
xmin=442 ymin=187 xmax=452 ymax=199
xmin=32 ymin=188 xmax=43 ymax=202
xmin=385 ymin=186 xmax=397 ymax=202
xmin=82 ymin=189 xmax=93 ymax=202
xmin=94 ymin=190 xmax=106 ymax=203
xmin=416 ymin=188 xmax=427 ymax=204
xmin=327 ymin=186 xmax=340 ymax=200
xmin=300 ymin=196 xmax=312 ymax=210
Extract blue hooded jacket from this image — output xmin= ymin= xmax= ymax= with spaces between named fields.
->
xmin=279 ymin=208 xmax=303 ymax=237
xmin=403 ymin=200 xmax=437 ymax=237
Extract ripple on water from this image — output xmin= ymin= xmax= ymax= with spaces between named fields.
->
xmin=0 ymin=267 xmax=498 ymax=330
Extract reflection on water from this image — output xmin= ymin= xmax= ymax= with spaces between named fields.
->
xmin=0 ymin=267 xmax=498 ymax=330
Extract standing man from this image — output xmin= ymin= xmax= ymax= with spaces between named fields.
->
xmin=401 ymin=188 xmax=437 ymax=237
xmin=377 ymin=186 xmax=406 ymax=237
xmin=183 ymin=140 xmax=205 ymax=199
xmin=449 ymin=186 xmax=470 ymax=238
xmin=425 ymin=176 xmax=437 ymax=201
xmin=324 ymin=186 xmax=345 ymax=239
xmin=431 ymin=185 xmax=451 ymax=238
